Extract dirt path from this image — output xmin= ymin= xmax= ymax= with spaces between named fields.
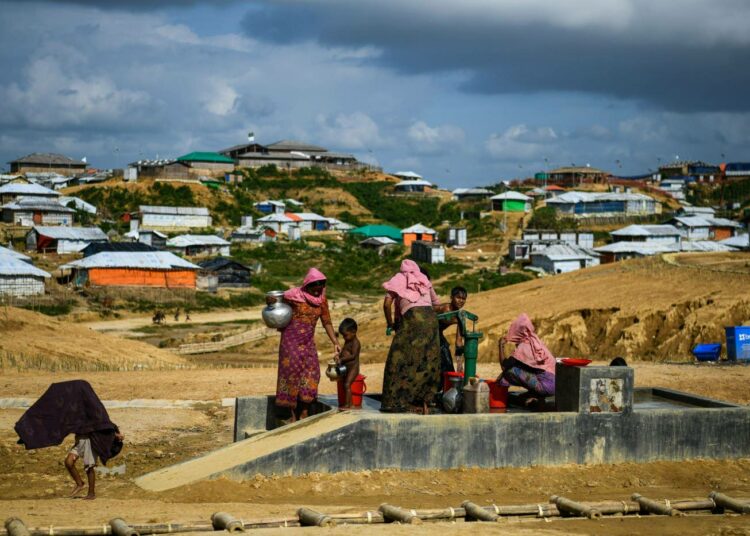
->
xmin=83 ymin=308 xmax=265 ymax=332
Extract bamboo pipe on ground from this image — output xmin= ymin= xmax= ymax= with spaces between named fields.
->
xmin=709 ymin=492 xmax=750 ymax=514
xmin=297 ymin=508 xmax=335 ymax=527
xmin=210 ymin=513 xmax=244 ymax=533
xmin=378 ymin=504 xmax=422 ymax=525
xmin=631 ymin=494 xmax=684 ymax=517
xmin=462 ymin=501 xmax=498 ymax=522
xmin=109 ymin=519 xmax=138 ymax=536
xmin=550 ymin=495 xmax=602 ymax=519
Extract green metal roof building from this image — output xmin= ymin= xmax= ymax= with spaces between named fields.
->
xmin=177 ymin=152 xmax=235 ymax=164
xmin=349 ymin=224 xmax=403 ymax=242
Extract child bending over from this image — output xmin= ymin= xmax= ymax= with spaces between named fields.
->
xmin=336 ymin=318 xmax=361 ymax=409
xmin=65 ymin=427 xmax=124 ymax=500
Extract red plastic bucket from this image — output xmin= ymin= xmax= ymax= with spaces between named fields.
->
xmin=443 ymin=371 xmax=465 ymax=392
xmin=485 ymin=379 xmax=508 ymax=409
xmin=337 ymin=374 xmax=367 ymax=407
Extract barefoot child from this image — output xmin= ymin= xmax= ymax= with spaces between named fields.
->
xmin=336 ymin=318 xmax=361 ymax=409
xmin=65 ymin=428 xmax=124 ymax=499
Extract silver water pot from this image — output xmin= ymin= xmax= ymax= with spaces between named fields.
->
xmin=441 ymin=375 xmax=463 ymax=414
xmin=262 ymin=290 xmax=293 ymax=329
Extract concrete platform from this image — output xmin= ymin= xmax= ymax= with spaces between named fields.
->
xmin=135 ymin=385 xmax=750 ymax=492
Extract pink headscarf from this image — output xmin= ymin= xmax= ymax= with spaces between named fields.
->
xmin=382 ymin=259 xmax=432 ymax=303
xmin=507 ymin=313 xmax=556 ymax=374
xmin=284 ymin=267 xmax=327 ymax=306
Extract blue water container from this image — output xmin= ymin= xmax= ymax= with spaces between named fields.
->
xmin=725 ymin=326 xmax=750 ymax=361
xmin=692 ymin=343 xmax=722 ymax=362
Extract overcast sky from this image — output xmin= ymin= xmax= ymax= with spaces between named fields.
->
xmin=1 ymin=0 xmax=749 ymax=187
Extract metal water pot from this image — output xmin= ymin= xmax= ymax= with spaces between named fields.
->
xmin=262 ymin=290 xmax=293 ymax=329
xmin=441 ymin=375 xmax=463 ymax=414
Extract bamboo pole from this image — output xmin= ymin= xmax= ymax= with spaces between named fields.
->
xmin=4 ymin=518 xmax=30 ymax=536
xmin=210 ymin=513 xmax=244 ymax=533
xmin=297 ymin=508 xmax=335 ymax=528
xmin=631 ymin=494 xmax=684 ymax=517
xmin=550 ymin=495 xmax=602 ymax=519
xmin=709 ymin=492 xmax=750 ymax=514
xmin=462 ymin=501 xmax=498 ymax=522
xmin=378 ymin=504 xmax=422 ymax=525
xmin=132 ymin=524 xmax=213 ymax=534
xmin=109 ymin=519 xmax=138 ymax=536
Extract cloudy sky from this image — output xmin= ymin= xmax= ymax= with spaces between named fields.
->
xmin=1 ymin=0 xmax=749 ymax=187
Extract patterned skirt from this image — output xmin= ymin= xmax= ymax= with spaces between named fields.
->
xmin=498 ymin=356 xmax=555 ymax=398
xmin=381 ymin=306 xmax=441 ymax=412
xmin=276 ymin=318 xmax=320 ymax=408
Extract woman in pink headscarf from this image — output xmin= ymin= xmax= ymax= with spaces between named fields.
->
xmin=269 ymin=268 xmax=340 ymax=422
xmin=497 ymin=313 xmax=556 ymax=408
xmin=381 ymin=259 xmax=441 ymax=413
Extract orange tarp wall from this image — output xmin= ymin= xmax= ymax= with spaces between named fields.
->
xmin=402 ymin=233 xmax=435 ymax=247
xmin=88 ymin=268 xmax=196 ymax=288
xmin=713 ymin=228 xmax=733 ymax=241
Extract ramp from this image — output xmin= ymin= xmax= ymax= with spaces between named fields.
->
xmin=135 ymin=410 xmax=358 ymax=492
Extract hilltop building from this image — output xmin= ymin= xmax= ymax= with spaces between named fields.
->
xmin=491 ymin=191 xmax=532 ymax=212
xmin=609 ymin=224 xmax=682 ymax=244
xmin=451 ymin=188 xmax=494 ymax=201
xmin=546 ymin=191 xmax=657 ymax=217
xmin=8 ymin=153 xmax=87 ymax=176
xmin=166 ymin=234 xmax=230 ymax=257
xmin=177 ymin=152 xmax=235 ymax=174
xmin=547 ymin=166 xmax=608 ymax=187
xmin=220 ymin=139 xmax=368 ymax=171
xmin=0 ymin=183 xmax=59 ymax=204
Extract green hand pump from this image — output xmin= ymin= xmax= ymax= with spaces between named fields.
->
xmin=435 ymin=308 xmax=483 ymax=385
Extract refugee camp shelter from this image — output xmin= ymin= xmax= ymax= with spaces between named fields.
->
xmin=26 ymin=226 xmax=108 ymax=254
xmin=411 ymin=240 xmax=446 ymax=264
xmin=64 ymin=252 xmax=200 ymax=288
xmin=669 ymin=216 xmax=711 ymax=240
xmin=82 ymin=242 xmax=158 ymax=257
xmin=705 ymin=217 xmax=743 ymax=240
xmin=325 ymin=218 xmax=354 ymax=232
xmin=2 ymin=197 xmax=75 ymax=226
xmin=490 ymin=192 xmax=532 ymax=212
xmin=257 ymin=213 xmax=296 ymax=234
xmin=595 ymin=241 xmax=674 ymax=264
xmin=720 ymin=234 xmax=750 ymax=250
xmin=8 ymin=153 xmax=87 ymax=176
xmin=610 ymin=224 xmax=682 ymax=244
xmin=124 ymin=229 xmax=168 ymax=249
xmin=285 ymin=212 xmax=330 ymax=232
xmin=359 ymin=236 xmax=399 ymax=255
xmin=547 ymin=166 xmax=608 ymax=186
xmin=392 ymin=171 xmax=423 ymax=181
xmin=254 ymin=200 xmax=286 ymax=214
xmin=451 ymin=188 xmax=494 ymax=201
xmin=546 ymin=191 xmax=657 ymax=216
xmin=0 ymin=182 xmax=60 ymax=204
xmin=139 ymin=205 xmax=212 ymax=229
xmin=0 ymin=255 xmax=50 ymax=296
xmin=231 ymin=226 xmax=277 ymax=244
xmin=58 ymin=196 xmax=97 ymax=215
xmin=677 ymin=206 xmax=715 ymax=218
xmin=530 ymin=244 xmax=599 ymax=274
xmin=166 ymin=234 xmax=230 ymax=257
xmin=401 ymin=223 xmax=437 ymax=247
xmin=447 ymin=227 xmax=467 ymax=248
xmin=0 ymin=245 xmax=31 ymax=263
xmin=394 ymin=179 xmax=432 ymax=194
xmin=197 ymin=258 xmax=252 ymax=288
xmin=349 ymin=224 xmax=403 ymax=243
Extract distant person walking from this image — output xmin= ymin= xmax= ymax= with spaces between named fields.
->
xmin=269 ymin=268 xmax=340 ymax=422
xmin=497 ymin=313 xmax=556 ymax=410
xmin=381 ymin=260 xmax=441 ymax=414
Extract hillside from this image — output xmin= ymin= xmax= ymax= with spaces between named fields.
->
xmin=350 ymin=252 xmax=750 ymax=363
xmin=0 ymin=307 xmax=185 ymax=371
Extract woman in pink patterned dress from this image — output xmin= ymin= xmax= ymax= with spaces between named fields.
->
xmin=270 ymin=268 xmax=340 ymax=422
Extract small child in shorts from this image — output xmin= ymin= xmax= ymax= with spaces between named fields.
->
xmin=65 ymin=429 xmax=124 ymax=499
xmin=336 ymin=318 xmax=361 ymax=409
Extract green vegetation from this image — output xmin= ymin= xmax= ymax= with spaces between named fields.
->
xmin=20 ymin=300 xmax=74 ymax=316
xmin=76 ymin=182 xmax=198 ymax=221
xmin=435 ymin=270 xmax=533 ymax=296
xmin=527 ymin=206 xmax=578 ymax=231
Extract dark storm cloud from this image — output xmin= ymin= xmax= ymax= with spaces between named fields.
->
xmin=0 ymin=0 xmax=240 ymax=9
xmin=240 ymin=0 xmax=750 ymax=112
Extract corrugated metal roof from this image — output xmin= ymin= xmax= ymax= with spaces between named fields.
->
xmin=402 ymin=223 xmax=437 ymax=234
xmin=266 ymin=140 xmax=327 ymax=152
xmin=258 ymin=214 xmax=295 ymax=223
xmin=360 ymin=237 xmax=398 ymax=246
xmin=531 ymin=244 xmax=595 ymax=261
xmin=611 ymin=224 xmax=681 ymax=237
xmin=64 ymin=252 xmax=200 ymax=270
xmin=292 ymin=212 xmax=328 ymax=221
xmin=166 ymin=234 xmax=230 ymax=247
xmin=177 ymin=152 xmax=235 ymax=164
xmin=720 ymin=235 xmax=749 ymax=248
xmin=139 ymin=205 xmax=210 ymax=216
xmin=679 ymin=241 xmax=735 ymax=252
xmin=706 ymin=217 xmax=743 ymax=228
xmin=0 ymin=255 xmax=50 ymax=278
xmin=393 ymin=171 xmax=423 ymax=179
xmin=490 ymin=191 xmax=531 ymax=201
xmin=672 ymin=216 xmax=711 ymax=228
xmin=395 ymin=179 xmax=432 ymax=187
xmin=3 ymin=197 xmax=75 ymax=212
xmin=254 ymin=200 xmax=285 ymax=207
xmin=547 ymin=191 xmax=654 ymax=204
xmin=0 ymin=245 xmax=30 ymax=261
xmin=452 ymin=188 xmax=493 ymax=196
xmin=0 ymin=183 xmax=59 ymax=196
xmin=9 ymin=153 xmax=84 ymax=166
xmin=595 ymin=241 xmax=674 ymax=255
xmin=33 ymin=226 xmax=108 ymax=241
xmin=58 ymin=196 xmax=97 ymax=214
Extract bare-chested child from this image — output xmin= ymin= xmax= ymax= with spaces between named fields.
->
xmin=336 ymin=318 xmax=361 ymax=409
